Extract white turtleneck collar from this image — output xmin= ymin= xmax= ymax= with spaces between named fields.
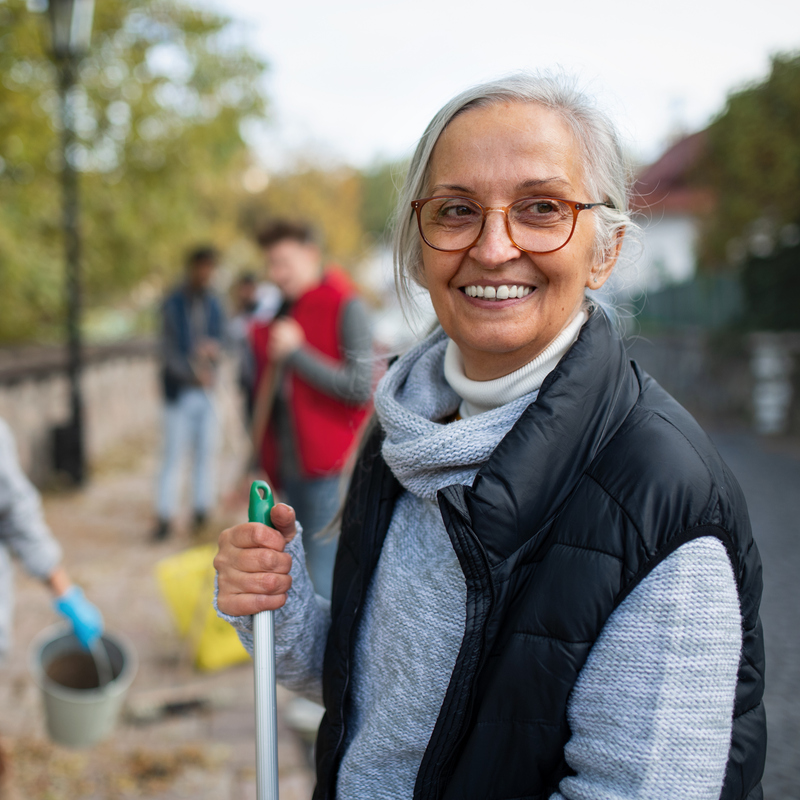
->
xmin=443 ymin=310 xmax=587 ymax=418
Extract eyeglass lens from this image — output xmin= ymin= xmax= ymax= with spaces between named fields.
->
xmin=419 ymin=197 xmax=575 ymax=253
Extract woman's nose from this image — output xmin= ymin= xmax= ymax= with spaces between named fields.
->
xmin=469 ymin=210 xmax=521 ymax=266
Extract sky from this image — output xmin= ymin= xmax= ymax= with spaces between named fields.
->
xmin=201 ymin=0 xmax=800 ymax=171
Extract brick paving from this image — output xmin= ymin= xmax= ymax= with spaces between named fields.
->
xmin=712 ymin=431 xmax=800 ymax=799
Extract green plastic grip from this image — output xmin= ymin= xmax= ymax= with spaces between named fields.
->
xmin=248 ymin=480 xmax=275 ymax=526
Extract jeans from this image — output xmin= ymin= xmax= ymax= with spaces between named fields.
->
xmin=156 ymin=388 xmax=218 ymax=520
xmin=283 ymin=475 xmax=341 ymax=601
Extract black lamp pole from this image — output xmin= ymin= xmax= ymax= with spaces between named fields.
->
xmin=48 ymin=0 xmax=94 ymax=485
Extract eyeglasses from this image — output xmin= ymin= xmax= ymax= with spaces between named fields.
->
xmin=410 ymin=196 xmax=615 ymax=254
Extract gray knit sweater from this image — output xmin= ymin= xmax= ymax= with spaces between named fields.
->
xmin=0 ymin=418 xmax=62 ymax=657
xmin=218 ymin=327 xmax=742 ymax=799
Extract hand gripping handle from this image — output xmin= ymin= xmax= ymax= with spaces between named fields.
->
xmin=249 ymin=481 xmax=279 ymax=800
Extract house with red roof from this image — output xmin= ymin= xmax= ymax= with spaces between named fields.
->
xmin=629 ymin=130 xmax=714 ymax=288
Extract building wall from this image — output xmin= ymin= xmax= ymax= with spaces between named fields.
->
xmin=636 ymin=213 xmax=698 ymax=289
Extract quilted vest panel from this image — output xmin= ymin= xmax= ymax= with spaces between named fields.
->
xmin=313 ymin=312 xmax=765 ymax=800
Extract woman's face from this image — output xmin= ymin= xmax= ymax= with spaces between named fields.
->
xmin=419 ymin=101 xmax=619 ymax=380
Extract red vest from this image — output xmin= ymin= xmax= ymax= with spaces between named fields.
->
xmin=251 ymin=271 xmax=370 ymax=481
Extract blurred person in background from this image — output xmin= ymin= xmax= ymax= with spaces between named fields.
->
xmin=226 ymin=272 xmax=281 ymax=425
xmin=250 ymin=220 xmax=373 ymax=600
xmin=227 ymin=272 xmax=260 ymax=425
xmin=216 ymin=74 xmax=764 ymax=799
xmin=153 ymin=246 xmax=225 ymax=542
xmin=0 ymin=416 xmax=103 ymax=796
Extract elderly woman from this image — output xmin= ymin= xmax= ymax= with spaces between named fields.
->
xmin=215 ymin=73 xmax=765 ymax=800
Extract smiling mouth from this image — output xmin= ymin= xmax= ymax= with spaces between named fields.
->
xmin=461 ymin=284 xmax=533 ymax=300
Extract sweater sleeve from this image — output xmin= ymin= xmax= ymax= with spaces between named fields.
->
xmin=552 ymin=536 xmax=741 ymax=800
xmin=285 ymin=297 xmax=373 ymax=405
xmin=0 ymin=419 xmax=62 ymax=580
xmin=214 ymin=527 xmax=330 ymax=705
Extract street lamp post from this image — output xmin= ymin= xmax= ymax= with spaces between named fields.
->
xmin=48 ymin=0 xmax=95 ymax=485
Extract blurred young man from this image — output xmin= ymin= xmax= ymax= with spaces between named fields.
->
xmin=153 ymin=246 xmax=225 ymax=541
xmin=251 ymin=221 xmax=373 ymax=600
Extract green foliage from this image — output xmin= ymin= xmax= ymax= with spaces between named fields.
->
xmin=244 ymin=163 xmax=365 ymax=265
xmin=359 ymin=159 xmax=406 ymax=242
xmin=0 ymin=0 xmax=408 ymax=343
xmin=238 ymin=157 xmax=406 ymax=287
xmin=698 ymin=52 xmax=800 ymax=267
xmin=740 ymin=242 xmax=800 ymax=331
xmin=0 ymin=0 xmax=269 ymax=342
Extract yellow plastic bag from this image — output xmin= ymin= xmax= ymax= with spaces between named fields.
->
xmin=155 ymin=543 xmax=251 ymax=671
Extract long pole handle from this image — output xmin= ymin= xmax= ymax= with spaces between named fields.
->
xmin=249 ymin=481 xmax=279 ymax=800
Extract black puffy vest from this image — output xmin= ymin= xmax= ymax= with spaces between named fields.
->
xmin=313 ymin=311 xmax=766 ymax=800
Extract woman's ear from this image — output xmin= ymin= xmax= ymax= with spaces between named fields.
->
xmin=586 ymin=227 xmax=625 ymax=289
xmin=415 ymin=261 xmax=429 ymax=290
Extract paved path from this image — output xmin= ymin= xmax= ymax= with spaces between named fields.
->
xmin=711 ymin=431 xmax=800 ymax=798
xmin=1 ymin=415 xmax=795 ymax=798
xmin=0 ymin=432 xmax=316 ymax=800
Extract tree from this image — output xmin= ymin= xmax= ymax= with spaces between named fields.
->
xmin=740 ymin=239 xmax=800 ymax=330
xmin=242 ymin=163 xmax=364 ymax=265
xmin=238 ymin=157 xmax=407 ymax=289
xmin=698 ymin=52 xmax=800 ymax=269
xmin=0 ymin=0 xmax=269 ymax=342
xmin=359 ymin=158 xmax=406 ymax=244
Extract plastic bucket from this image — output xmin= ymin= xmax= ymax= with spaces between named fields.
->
xmin=28 ymin=624 xmax=137 ymax=748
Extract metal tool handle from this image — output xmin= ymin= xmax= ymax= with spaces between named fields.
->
xmin=249 ymin=481 xmax=279 ymax=800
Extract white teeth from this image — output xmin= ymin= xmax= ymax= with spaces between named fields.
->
xmin=464 ymin=284 xmax=530 ymax=300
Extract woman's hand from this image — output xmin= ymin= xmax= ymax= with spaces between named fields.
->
xmin=214 ymin=503 xmax=297 ymax=616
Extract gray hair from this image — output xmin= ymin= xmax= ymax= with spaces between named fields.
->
xmin=392 ymin=71 xmax=634 ymax=311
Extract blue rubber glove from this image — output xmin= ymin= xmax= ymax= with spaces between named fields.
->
xmin=54 ymin=586 xmax=104 ymax=650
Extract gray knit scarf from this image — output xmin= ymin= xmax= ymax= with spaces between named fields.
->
xmin=374 ymin=328 xmax=539 ymax=500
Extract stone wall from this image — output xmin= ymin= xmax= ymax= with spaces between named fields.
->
xmin=0 ymin=342 xmax=160 ymax=485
